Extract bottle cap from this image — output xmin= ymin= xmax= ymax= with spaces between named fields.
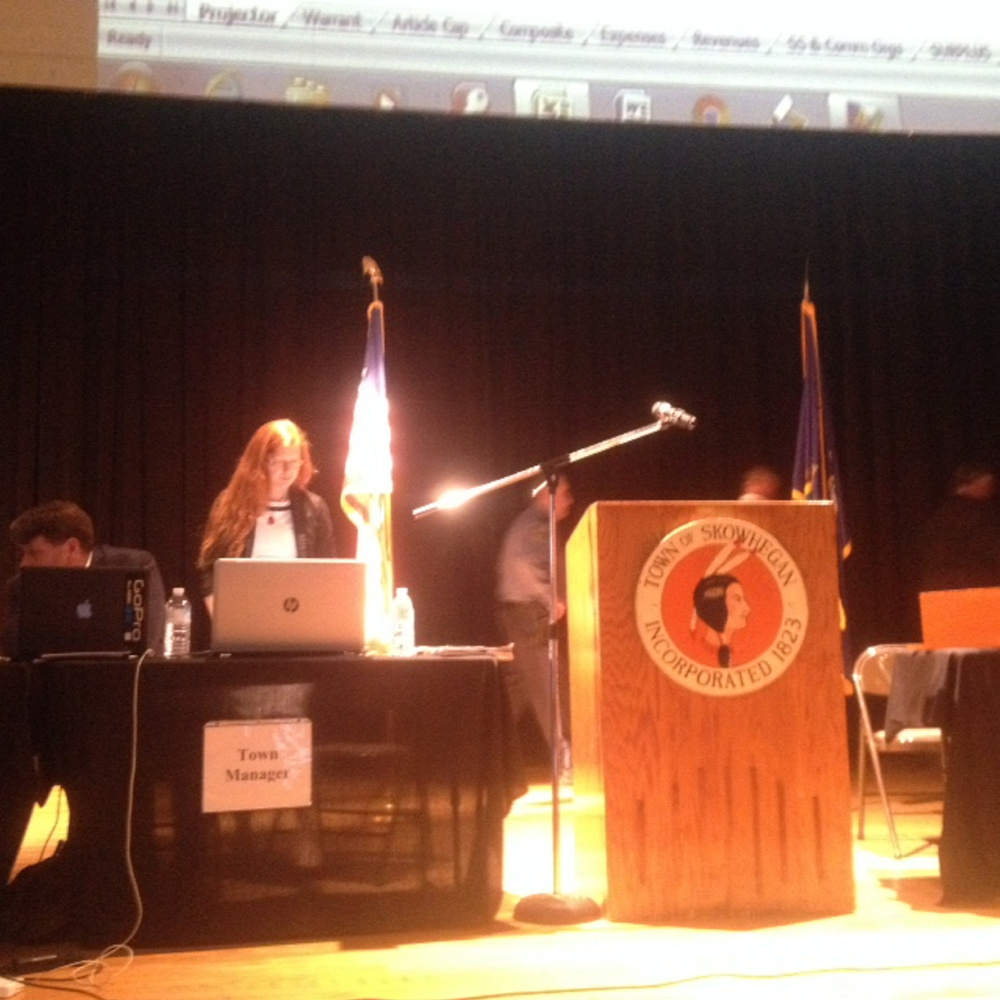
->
xmin=172 ymin=587 xmax=185 ymax=597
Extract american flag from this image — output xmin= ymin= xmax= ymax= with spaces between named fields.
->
xmin=341 ymin=299 xmax=394 ymax=647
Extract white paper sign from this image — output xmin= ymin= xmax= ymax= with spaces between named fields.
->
xmin=202 ymin=718 xmax=312 ymax=813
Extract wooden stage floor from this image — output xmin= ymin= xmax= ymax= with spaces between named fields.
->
xmin=4 ymin=752 xmax=999 ymax=1000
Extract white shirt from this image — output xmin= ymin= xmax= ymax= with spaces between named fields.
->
xmin=250 ymin=504 xmax=297 ymax=559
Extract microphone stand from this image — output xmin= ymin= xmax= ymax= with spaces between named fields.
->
xmin=413 ymin=403 xmax=695 ymax=924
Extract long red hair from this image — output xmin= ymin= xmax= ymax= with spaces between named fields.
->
xmin=197 ymin=419 xmax=316 ymax=569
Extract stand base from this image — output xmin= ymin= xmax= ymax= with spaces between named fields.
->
xmin=512 ymin=893 xmax=602 ymax=925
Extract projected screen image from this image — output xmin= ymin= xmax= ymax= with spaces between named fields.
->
xmin=97 ymin=1 xmax=1000 ymax=133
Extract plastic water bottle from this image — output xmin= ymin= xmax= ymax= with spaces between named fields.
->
xmin=390 ymin=587 xmax=415 ymax=656
xmin=164 ymin=587 xmax=192 ymax=658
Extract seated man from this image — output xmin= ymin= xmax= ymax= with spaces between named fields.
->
xmin=2 ymin=500 xmax=166 ymax=657
xmin=0 ymin=501 xmax=166 ymax=888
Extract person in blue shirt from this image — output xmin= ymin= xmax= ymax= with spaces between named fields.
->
xmin=495 ymin=474 xmax=574 ymax=777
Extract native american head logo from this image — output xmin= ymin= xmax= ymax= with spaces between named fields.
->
xmin=635 ymin=518 xmax=809 ymax=696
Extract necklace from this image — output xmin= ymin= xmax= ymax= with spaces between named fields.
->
xmin=267 ymin=501 xmax=291 ymax=525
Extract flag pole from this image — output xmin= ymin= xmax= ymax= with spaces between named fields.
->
xmin=362 ymin=257 xmax=393 ymax=612
xmin=802 ymin=280 xmax=829 ymax=499
xmin=363 ymin=255 xmax=382 ymax=302
xmin=342 ymin=257 xmax=394 ymax=649
xmin=793 ymin=278 xmax=853 ymax=671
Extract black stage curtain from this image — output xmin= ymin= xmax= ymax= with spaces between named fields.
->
xmin=2 ymin=87 xmax=999 ymax=654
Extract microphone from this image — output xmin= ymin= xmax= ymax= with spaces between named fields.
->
xmin=652 ymin=401 xmax=697 ymax=430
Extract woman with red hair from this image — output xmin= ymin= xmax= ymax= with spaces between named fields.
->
xmin=198 ymin=418 xmax=335 ymax=613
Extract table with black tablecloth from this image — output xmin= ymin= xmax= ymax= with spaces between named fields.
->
xmin=861 ymin=645 xmax=1000 ymax=906
xmin=0 ymin=663 xmax=40 ymax=887
xmin=936 ymin=648 xmax=1000 ymax=905
xmin=22 ymin=654 xmax=522 ymax=948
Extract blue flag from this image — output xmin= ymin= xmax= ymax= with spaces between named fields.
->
xmin=792 ymin=285 xmax=852 ymax=655
xmin=341 ymin=299 xmax=394 ymax=648
xmin=792 ymin=284 xmax=851 ymax=559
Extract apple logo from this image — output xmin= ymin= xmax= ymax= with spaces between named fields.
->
xmin=76 ymin=599 xmax=93 ymax=620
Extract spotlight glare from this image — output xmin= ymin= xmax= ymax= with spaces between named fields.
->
xmin=437 ymin=488 xmax=471 ymax=510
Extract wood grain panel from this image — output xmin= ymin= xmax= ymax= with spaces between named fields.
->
xmin=567 ymin=501 xmax=854 ymax=920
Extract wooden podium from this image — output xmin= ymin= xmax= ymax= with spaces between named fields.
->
xmin=566 ymin=501 xmax=854 ymax=920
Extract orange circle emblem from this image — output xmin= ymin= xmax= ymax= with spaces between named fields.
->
xmin=634 ymin=518 xmax=808 ymax=696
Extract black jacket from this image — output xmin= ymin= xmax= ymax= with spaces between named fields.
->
xmin=199 ymin=487 xmax=336 ymax=596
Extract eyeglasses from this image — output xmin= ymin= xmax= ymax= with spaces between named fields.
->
xmin=267 ymin=458 xmax=303 ymax=473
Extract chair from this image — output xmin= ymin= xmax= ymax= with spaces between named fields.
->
xmin=206 ymin=741 xmax=431 ymax=883
xmin=312 ymin=723 xmax=433 ymax=886
xmin=852 ymin=643 xmax=946 ymax=858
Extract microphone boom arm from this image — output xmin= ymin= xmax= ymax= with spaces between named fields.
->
xmin=410 ymin=400 xmax=695 ymax=915
xmin=412 ymin=403 xmax=694 ymax=519
xmin=410 ymin=400 xmax=695 ymax=917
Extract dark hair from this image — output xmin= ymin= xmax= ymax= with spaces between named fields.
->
xmin=10 ymin=500 xmax=95 ymax=552
xmin=693 ymin=573 xmax=738 ymax=633
xmin=740 ymin=465 xmax=781 ymax=497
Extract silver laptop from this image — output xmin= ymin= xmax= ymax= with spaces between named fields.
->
xmin=211 ymin=558 xmax=367 ymax=654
